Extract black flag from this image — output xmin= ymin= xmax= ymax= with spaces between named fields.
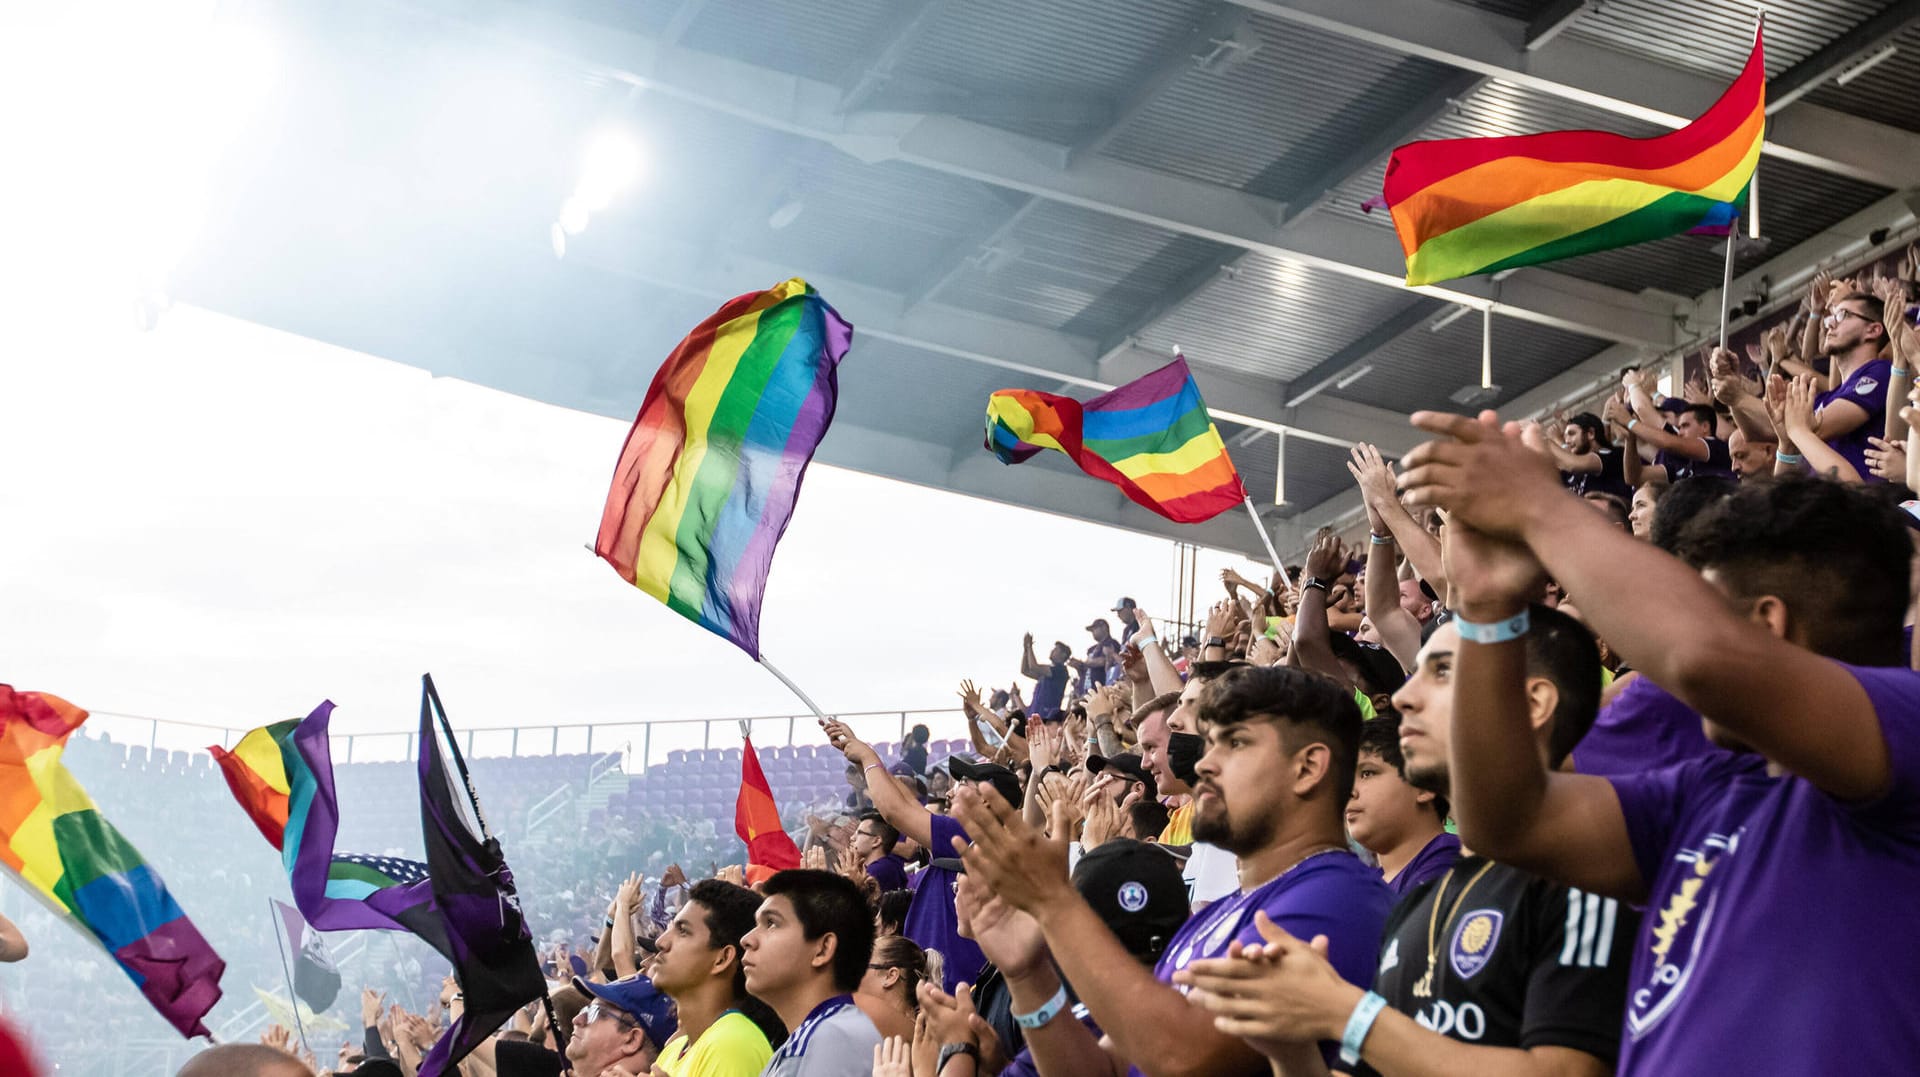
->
xmin=273 ymin=899 xmax=342 ymax=1013
xmin=415 ymin=675 xmax=546 ymax=1077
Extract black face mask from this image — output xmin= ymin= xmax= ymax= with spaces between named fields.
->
xmin=1167 ymin=731 xmax=1206 ymax=787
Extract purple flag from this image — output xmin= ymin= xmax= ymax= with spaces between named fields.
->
xmin=414 ymin=675 xmax=545 ymax=1077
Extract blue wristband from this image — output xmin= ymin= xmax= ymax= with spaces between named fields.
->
xmin=1339 ymin=991 xmax=1388 ymax=1066
xmin=1776 ymin=451 xmax=1804 ymax=464
xmin=1369 ymin=532 xmax=1394 ymax=546
xmin=1627 ymin=418 xmax=1640 ymax=432
xmin=1014 ymin=984 xmax=1068 ymax=1029
xmin=1453 ymin=608 xmax=1530 ymax=645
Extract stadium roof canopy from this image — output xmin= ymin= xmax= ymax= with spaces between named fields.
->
xmin=179 ymin=0 xmax=1920 ymax=559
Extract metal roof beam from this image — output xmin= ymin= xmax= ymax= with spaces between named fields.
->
xmin=839 ymin=0 xmax=945 ymax=113
xmin=1225 ymin=0 xmax=1920 ymax=189
xmin=410 ymin=0 xmax=1681 ymax=347
xmin=1524 ymin=0 xmax=1593 ymax=51
xmin=910 ymin=5 xmax=1244 ymax=313
xmin=1283 ymin=297 xmax=1449 ymax=407
xmin=1767 ymin=1 xmax=1920 ymax=113
xmin=1072 ymin=4 xmax=1247 ymax=162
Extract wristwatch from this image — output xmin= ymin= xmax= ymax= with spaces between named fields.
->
xmin=1205 ymin=636 xmax=1226 ymax=648
xmin=937 ymin=1042 xmax=980 ymax=1072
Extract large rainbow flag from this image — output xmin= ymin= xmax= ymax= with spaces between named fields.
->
xmin=986 ymin=356 xmax=1247 ymax=523
xmin=211 ymin=702 xmax=446 ymax=951
xmin=1381 ymin=26 xmax=1764 ymax=286
xmin=0 ymin=686 xmax=224 ymax=1037
xmin=595 ymin=277 xmax=853 ymax=658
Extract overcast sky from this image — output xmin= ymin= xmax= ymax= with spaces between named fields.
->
xmin=2 ymin=304 xmax=1256 ymax=762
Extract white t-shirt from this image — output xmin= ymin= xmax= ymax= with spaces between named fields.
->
xmin=1184 ymin=841 xmax=1239 ymax=906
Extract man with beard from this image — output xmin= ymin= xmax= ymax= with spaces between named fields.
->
xmin=948 ymin=665 xmax=1390 ymax=1077
xmin=1177 ymin=603 xmax=1634 ymax=1076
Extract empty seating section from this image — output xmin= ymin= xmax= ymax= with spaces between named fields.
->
xmin=613 ymin=737 xmax=971 ymax=827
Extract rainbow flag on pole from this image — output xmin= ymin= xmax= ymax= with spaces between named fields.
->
xmin=0 ymin=686 xmax=224 ymax=1037
xmin=986 ymin=356 xmax=1247 ymax=523
xmin=211 ymin=703 xmax=446 ymax=951
xmin=595 ymin=277 xmax=853 ymax=659
xmin=1381 ymin=25 xmax=1764 ymax=286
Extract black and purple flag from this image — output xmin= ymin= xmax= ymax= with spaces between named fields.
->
xmin=414 ymin=675 xmax=545 ymax=1077
xmin=272 ymin=898 xmax=342 ymax=1013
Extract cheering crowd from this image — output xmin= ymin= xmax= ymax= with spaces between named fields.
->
xmin=14 ymin=264 xmax=1920 ymax=1076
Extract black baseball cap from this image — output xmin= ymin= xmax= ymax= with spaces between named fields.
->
xmin=1086 ymin=752 xmax=1156 ymax=796
xmin=1072 ymin=839 xmax=1189 ymax=965
xmin=948 ymin=756 xmax=1024 ymax=808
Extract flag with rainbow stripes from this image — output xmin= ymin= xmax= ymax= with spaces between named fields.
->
xmin=0 ymin=686 xmax=225 ymax=1037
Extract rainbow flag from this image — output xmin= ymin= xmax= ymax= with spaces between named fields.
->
xmin=1381 ymin=26 xmax=1763 ymax=286
xmin=595 ymin=277 xmax=853 ymax=659
xmin=0 ymin=686 xmax=225 ymax=1037
xmin=211 ymin=703 xmax=446 ymax=951
xmin=736 ymin=735 xmax=800 ymax=870
xmin=986 ymin=356 xmax=1247 ymax=523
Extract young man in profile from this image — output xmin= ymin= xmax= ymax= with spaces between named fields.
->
xmin=741 ymin=870 xmax=881 ymax=1077
xmin=648 ymin=879 xmax=778 ymax=1076
xmin=1346 ymin=716 xmax=1456 ymax=896
xmin=1399 ymin=415 xmax=1920 ymax=1072
xmin=849 ymin=812 xmax=909 ymax=892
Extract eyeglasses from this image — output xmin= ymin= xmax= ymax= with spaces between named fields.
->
xmin=1825 ymin=307 xmax=1874 ymax=325
xmin=582 ymin=1000 xmax=638 ymax=1029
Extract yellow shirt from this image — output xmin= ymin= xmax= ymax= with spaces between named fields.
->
xmin=1159 ymin=800 xmax=1194 ymax=845
xmin=656 ymin=1010 xmax=773 ymax=1077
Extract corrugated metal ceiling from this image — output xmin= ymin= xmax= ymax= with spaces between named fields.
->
xmin=1564 ymin=0 xmax=1891 ymax=79
xmin=1099 ymin=16 xmax=1460 ymax=200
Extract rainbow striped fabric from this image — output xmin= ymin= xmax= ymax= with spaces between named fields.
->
xmin=595 ymin=277 xmax=853 ymax=658
xmin=212 ymin=703 xmax=445 ymax=947
xmin=1382 ymin=27 xmax=1764 ymax=286
xmin=0 ymin=686 xmax=224 ymax=1037
xmin=986 ymin=356 xmax=1246 ymax=523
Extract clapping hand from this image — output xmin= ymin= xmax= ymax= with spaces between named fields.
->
xmin=1866 ymin=436 xmax=1907 ymax=482
xmin=261 ymin=1024 xmax=294 ymax=1056
xmin=871 ymin=1036 xmax=912 ymax=1077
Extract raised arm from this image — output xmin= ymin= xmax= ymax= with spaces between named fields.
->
xmin=1438 ymin=523 xmax=1646 ymax=902
xmin=1779 ymin=374 xmax=1863 ymax=482
xmin=823 ymin=719 xmax=935 ymax=850
xmin=1291 ymin=536 xmax=1354 ymax=692
xmin=1349 ymin=443 xmax=1423 ymax=672
xmin=1131 ymin=609 xmax=1185 ymax=696
xmin=1401 ymin=413 xmax=1897 ymax=804
xmin=1020 ymin=635 xmax=1045 ymax=681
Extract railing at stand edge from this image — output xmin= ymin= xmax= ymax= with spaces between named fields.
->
xmin=82 ymin=707 xmax=972 ymax=771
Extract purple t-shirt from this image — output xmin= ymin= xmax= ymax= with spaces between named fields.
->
xmin=1606 ymin=663 xmax=1920 ymax=1073
xmin=866 ymin=853 xmax=910 ymax=893
xmin=1654 ymin=437 xmax=1733 ymax=481
xmin=902 ymin=814 xmax=985 ymax=991
xmin=1146 ymin=849 xmax=1391 ymax=1072
xmin=1815 ymin=356 xmax=1892 ymax=481
xmin=1572 ymin=674 xmax=1719 ymax=777
xmin=1387 ymin=831 xmax=1461 ymax=897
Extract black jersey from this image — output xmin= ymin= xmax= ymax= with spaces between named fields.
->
xmin=1362 ymin=857 xmax=1636 ymax=1068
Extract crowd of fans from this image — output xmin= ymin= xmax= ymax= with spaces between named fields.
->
xmin=11 ymin=258 xmax=1920 ymax=1077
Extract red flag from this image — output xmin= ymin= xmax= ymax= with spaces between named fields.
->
xmin=735 ymin=737 xmax=800 ymax=870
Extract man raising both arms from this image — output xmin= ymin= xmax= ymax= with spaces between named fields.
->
xmin=1396 ymin=414 xmax=1920 ymax=1072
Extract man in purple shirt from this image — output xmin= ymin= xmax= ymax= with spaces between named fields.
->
xmin=850 ymin=812 xmax=910 ymax=892
xmin=1810 ymin=290 xmax=1892 ymax=481
xmin=818 ymin=719 xmax=1005 ymax=992
xmin=1401 ymin=413 xmax=1920 ymax=1075
xmin=948 ymin=665 xmax=1391 ymax=1077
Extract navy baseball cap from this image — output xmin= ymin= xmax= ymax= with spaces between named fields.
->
xmin=1656 ymin=397 xmax=1691 ymax=415
xmin=571 ymin=974 xmax=676 ymax=1048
